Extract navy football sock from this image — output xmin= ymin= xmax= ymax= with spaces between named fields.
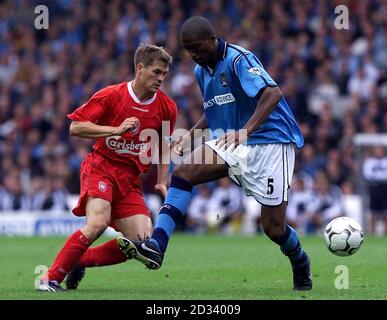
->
xmin=272 ymin=225 xmax=308 ymax=267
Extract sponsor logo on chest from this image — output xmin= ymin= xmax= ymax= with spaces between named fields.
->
xmin=105 ymin=136 xmax=147 ymax=155
xmin=203 ymin=93 xmax=235 ymax=109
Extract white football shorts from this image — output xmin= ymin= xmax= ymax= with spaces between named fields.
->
xmin=205 ymin=140 xmax=295 ymax=206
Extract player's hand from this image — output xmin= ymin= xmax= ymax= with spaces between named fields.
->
xmin=154 ymin=183 xmax=168 ymax=199
xmin=173 ymin=134 xmax=191 ymax=156
xmin=115 ymin=117 xmax=140 ymax=135
xmin=215 ymin=130 xmax=247 ymax=151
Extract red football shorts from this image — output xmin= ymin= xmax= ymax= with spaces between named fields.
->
xmin=72 ymin=153 xmax=151 ymax=222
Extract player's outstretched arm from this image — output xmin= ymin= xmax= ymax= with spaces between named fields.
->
xmin=216 ymin=86 xmax=282 ymax=149
xmin=69 ymin=117 xmax=139 ymax=138
xmin=243 ymin=86 xmax=282 ymax=136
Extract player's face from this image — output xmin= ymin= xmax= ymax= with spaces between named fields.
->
xmin=137 ymin=60 xmax=169 ymax=94
xmin=182 ymin=36 xmax=217 ymax=67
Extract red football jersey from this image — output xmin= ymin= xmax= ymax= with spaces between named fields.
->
xmin=67 ymin=81 xmax=177 ymax=173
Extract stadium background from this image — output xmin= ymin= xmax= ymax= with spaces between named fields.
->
xmin=0 ymin=0 xmax=386 ymax=235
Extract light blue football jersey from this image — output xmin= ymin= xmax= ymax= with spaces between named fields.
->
xmin=194 ymin=39 xmax=304 ymax=148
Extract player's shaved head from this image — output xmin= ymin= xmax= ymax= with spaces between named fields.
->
xmin=180 ymin=16 xmax=218 ymax=68
xmin=180 ymin=16 xmax=215 ymax=42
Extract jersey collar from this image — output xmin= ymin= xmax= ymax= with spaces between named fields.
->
xmin=127 ymin=81 xmax=157 ymax=105
xmin=204 ymin=38 xmax=227 ymax=76
xmin=216 ymin=38 xmax=228 ymax=61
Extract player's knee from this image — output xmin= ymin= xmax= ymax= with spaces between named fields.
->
xmin=263 ymin=224 xmax=286 ymax=241
xmin=82 ymin=219 xmax=109 ymax=242
xmin=86 ymin=218 xmax=109 ymax=235
xmin=123 ymin=229 xmax=151 ymax=241
xmin=122 ymin=222 xmax=152 ymax=240
xmin=173 ymin=165 xmax=194 ymax=184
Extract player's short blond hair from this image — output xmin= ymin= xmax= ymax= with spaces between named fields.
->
xmin=134 ymin=44 xmax=173 ymax=68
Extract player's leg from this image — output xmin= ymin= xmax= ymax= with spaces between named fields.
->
xmin=79 ymin=214 xmax=152 ymax=268
xmin=117 ymin=144 xmax=229 ymax=268
xmin=81 ymin=197 xmax=112 ymax=241
xmin=254 ymin=144 xmax=311 ymax=290
xmin=39 ymin=197 xmax=111 ymax=292
xmin=369 ymin=186 xmax=383 ymax=235
xmin=66 ymin=214 xmax=152 ymax=290
xmin=261 ymin=203 xmax=312 ymax=290
xmin=115 ymin=214 xmax=157 ymax=266
xmin=148 ymin=144 xmax=229 ymax=253
xmin=66 ymin=188 xmax=151 ymax=289
xmin=115 ymin=214 xmax=153 ymax=240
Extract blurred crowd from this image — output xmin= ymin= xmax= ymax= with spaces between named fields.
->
xmin=0 ymin=0 xmax=386 ymax=233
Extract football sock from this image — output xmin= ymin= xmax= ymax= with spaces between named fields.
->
xmin=45 ymin=229 xmax=91 ymax=283
xmin=273 ymin=225 xmax=308 ymax=267
xmin=150 ymin=175 xmax=193 ymax=253
xmin=79 ymin=239 xmax=127 ymax=267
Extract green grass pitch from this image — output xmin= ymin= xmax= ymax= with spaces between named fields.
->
xmin=0 ymin=234 xmax=386 ymax=300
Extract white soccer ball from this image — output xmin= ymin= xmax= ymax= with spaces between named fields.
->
xmin=324 ymin=217 xmax=364 ymax=256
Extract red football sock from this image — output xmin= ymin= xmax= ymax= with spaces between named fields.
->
xmin=78 ymin=239 xmax=127 ymax=267
xmin=45 ymin=229 xmax=91 ymax=283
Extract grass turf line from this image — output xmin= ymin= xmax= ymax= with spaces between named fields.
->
xmin=0 ymin=234 xmax=386 ymax=300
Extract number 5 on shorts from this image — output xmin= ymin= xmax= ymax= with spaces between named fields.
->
xmin=267 ymin=178 xmax=274 ymax=195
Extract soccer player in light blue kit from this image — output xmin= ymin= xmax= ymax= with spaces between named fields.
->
xmin=118 ymin=16 xmax=312 ymax=290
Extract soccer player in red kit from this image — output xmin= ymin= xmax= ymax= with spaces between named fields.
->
xmin=38 ymin=44 xmax=177 ymax=292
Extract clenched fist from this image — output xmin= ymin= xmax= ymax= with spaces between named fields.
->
xmin=114 ymin=117 xmax=140 ymax=135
